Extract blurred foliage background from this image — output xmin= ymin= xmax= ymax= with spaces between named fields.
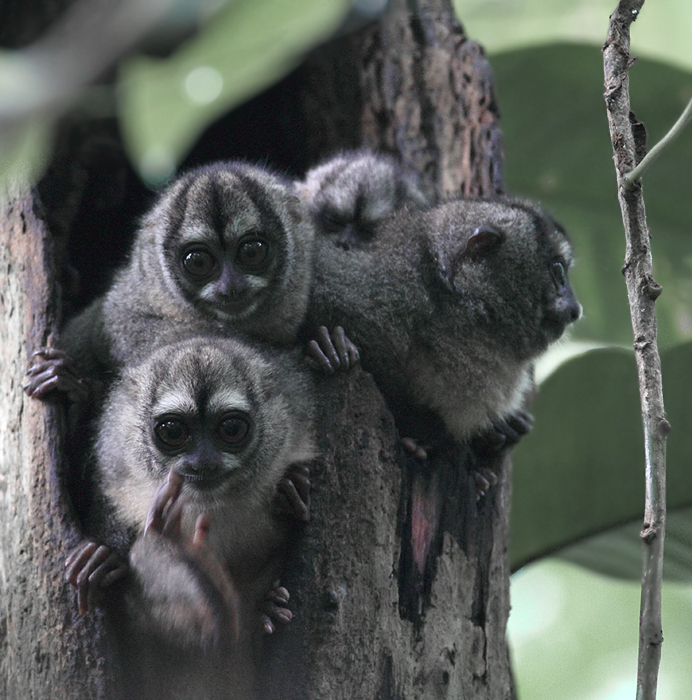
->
xmin=2 ymin=0 xmax=691 ymax=697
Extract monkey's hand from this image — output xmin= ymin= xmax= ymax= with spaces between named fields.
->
xmin=473 ymin=411 xmax=534 ymax=459
xmin=65 ymin=539 xmax=128 ymax=615
xmin=259 ymin=581 xmax=292 ymax=635
xmin=138 ymin=471 xmax=240 ymax=649
xmin=24 ymin=348 xmax=90 ymax=405
xmin=272 ymin=464 xmax=310 ymax=522
xmin=469 ymin=411 xmax=534 ymax=499
xmin=306 ymin=326 xmax=360 ymax=375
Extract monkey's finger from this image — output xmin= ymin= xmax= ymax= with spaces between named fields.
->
xmin=401 ymin=437 xmax=428 ymax=461
xmin=285 ymin=464 xmax=310 ymax=505
xmin=99 ymin=560 xmax=129 ymax=588
xmin=87 ymin=553 xmax=126 ymax=611
xmin=192 ymin=513 xmax=212 ymax=546
xmin=276 ymin=478 xmax=310 ymax=522
xmin=145 ymin=471 xmax=182 ymax=534
xmin=506 ymin=411 xmax=534 ymax=437
xmin=305 ymin=340 xmax=335 ymax=374
xmin=65 ymin=540 xmax=99 ymax=587
xmin=265 ymin=586 xmax=290 ymax=606
xmin=316 ymin=326 xmax=341 ymax=370
xmin=259 ymin=603 xmax=292 ymax=628
xmin=161 ymin=495 xmax=185 ymax=540
xmin=23 ymin=370 xmax=88 ymax=403
xmin=261 ymin=615 xmax=275 ymax=635
xmin=345 ymin=336 xmax=360 ymax=365
xmin=473 ymin=471 xmax=491 ymax=499
xmin=32 ymin=348 xmax=72 ymax=362
xmin=331 ymin=326 xmax=350 ymax=370
xmin=75 ymin=545 xmax=112 ymax=615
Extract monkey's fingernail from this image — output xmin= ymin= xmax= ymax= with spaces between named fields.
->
xmin=276 ymin=609 xmax=292 ymax=623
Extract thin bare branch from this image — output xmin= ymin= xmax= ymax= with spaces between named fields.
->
xmin=603 ymin=2 xmax=668 ymax=699
xmin=624 ymin=96 xmax=692 ymax=189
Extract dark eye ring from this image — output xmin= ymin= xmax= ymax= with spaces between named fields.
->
xmin=215 ymin=411 xmax=252 ymax=450
xmin=551 ymin=260 xmax=567 ymax=289
xmin=181 ymin=246 xmax=218 ymax=279
xmin=236 ymin=236 xmax=269 ymax=270
xmin=153 ymin=416 xmax=190 ymax=452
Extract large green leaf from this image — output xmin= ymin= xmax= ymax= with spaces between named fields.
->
xmin=453 ymin=0 xmax=692 ymax=74
xmin=118 ymin=0 xmax=350 ymax=182
xmin=493 ymin=44 xmax=692 ymax=350
xmin=558 ymin=507 xmax=692 ymax=582
xmin=510 ymin=342 xmax=692 ymax=572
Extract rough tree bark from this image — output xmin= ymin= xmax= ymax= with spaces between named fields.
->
xmin=261 ymin=2 xmax=513 ymax=697
xmin=1 ymin=0 xmax=515 ymax=698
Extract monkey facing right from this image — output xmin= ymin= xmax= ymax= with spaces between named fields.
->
xmin=68 ymin=335 xmax=316 ymax=700
xmin=306 ymin=187 xmax=582 ymax=464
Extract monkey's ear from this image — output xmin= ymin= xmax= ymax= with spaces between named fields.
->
xmin=446 ymin=225 xmax=504 ymax=291
xmin=459 ymin=225 xmax=504 ymax=259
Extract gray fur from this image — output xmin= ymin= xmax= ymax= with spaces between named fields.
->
xmin=299 ymin=150 xmax=429 ymax=248
xmin=61 ymin=161 xmax=315 ymax=380
xmin=307 ymin=196 xmax=581 ymax=443
xmin=95 ymin=335 xmax=315 ymax=698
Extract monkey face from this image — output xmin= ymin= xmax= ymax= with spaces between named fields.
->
xmin=98 ymin=337 xmax=316 ymax=520
xmin=301 ymin=150 xmax=429 ymax=249
xmin=151 ymin=408 xmax=254 ymax=493
xmin=160 ymin=166 xmax=298 ymax=323
xmin=431 ymin=198 xmax=581 ymax=359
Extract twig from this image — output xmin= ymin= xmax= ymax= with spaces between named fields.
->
xmin=623 ymin=96 xmax=692 ymax=189
xmin=603 ymin=2 xmax=668 ymax=700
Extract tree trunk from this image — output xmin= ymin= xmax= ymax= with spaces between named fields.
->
xmin=263 ymin=1 xmax=514 ymax=697
xmin=0 ymin=194 xmax=120 ymax=699
xmin=1 ymin=0 xmax=515 ymax=697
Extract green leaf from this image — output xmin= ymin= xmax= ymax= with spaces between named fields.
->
xmin=558 ymin=507 xmax=692 ymax=582
xmin=510 ymin=342 xmax=692 ymax=573
xmin=453 ymin=0 xmax=692 ymax=75
xmin=118 ymin=0 xmax=350 ymax=183
xmin=493 ymin=44 xmax=692 ymax=350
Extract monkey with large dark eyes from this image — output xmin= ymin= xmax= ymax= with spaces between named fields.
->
xmin=27 ymin=161 xmax=315 ymax=387
xmin=65 ymin=336 xmax=316 ymax=700
xmin=298 ymin=149 xmax=430 ymax=250
xmin=307 ymin=196 xmax=581 ymax=460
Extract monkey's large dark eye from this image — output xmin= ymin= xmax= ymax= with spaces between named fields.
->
xmin=215 ymin=412 xmax=252 ymax=450
xmin=551 ymin=260 xmax=567 ymax=289
xmin=236 ymin=237 xmax=269 ymax=270
xmin=154 ymin=417 xmax=190 ymax=452
xmin=182 ymin=247 xmax=217 ymax=279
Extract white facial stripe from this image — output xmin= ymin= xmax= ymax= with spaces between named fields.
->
xmin=207 ymin=389 xmax=252 ymax=415
xmin=152 ymin=389 xmax=197 ymax=417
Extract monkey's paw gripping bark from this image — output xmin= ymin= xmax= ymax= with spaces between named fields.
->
xmin=65 ymin=540 xmax=128 ymax=615
xmin=24 ymin=348 xmax=89 ymax=404
xmin=306 ymin=325 xmax=360 ymax=375
xmin=260 ymin=582 xmax=292 ymax=635
xmin=273 ymin=464 xmax=311 ymax=522
xmin=472 ymin=411 xmax=534 ymax=459
xmin=469 ymin=410 xmax=533 ymax=499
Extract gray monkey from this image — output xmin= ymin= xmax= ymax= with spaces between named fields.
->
xmin=306 ymin=195 xmax=581 ymax=460
xmin=298 ymin=149 xmax=429 ymax=250
xmin=65 ymin=336 xmax=316 ymax=700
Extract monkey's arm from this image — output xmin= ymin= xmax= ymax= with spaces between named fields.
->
xmin=127 ymin=472 xmax=241 ymax=651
